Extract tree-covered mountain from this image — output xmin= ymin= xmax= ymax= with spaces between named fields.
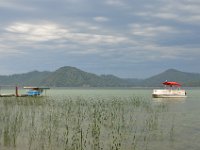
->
xmin=0 ymin=67 xmax=200 ymax=87
xmin=41 ymin=66 xmax=134 ymax=87
xmin=0 ymin=71 xmax=51 ymax=86
xmin=142 ymin=69 xmax=200 ymax=87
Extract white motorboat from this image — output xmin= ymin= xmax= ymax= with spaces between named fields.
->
xmin=152 ymin=81 xmax=187 ymax=98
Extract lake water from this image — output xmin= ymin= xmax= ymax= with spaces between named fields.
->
xmin=0 ymin=88 xmax=200 ymax=150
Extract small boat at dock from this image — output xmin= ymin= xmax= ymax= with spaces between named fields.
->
xmin=0 ymin=86 xmax=50 ymax=97
xmin=152 ymin=81 xmax=187 ymax=98
xmin=23 ymin=87 xmax=50 ymax=96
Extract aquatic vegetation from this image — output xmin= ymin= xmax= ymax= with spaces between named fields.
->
xmin=0 ymin=95 xmax=176 ymax=150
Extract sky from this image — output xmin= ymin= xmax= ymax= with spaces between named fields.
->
xmin=0 ymin=0 xmax=200 ymax=78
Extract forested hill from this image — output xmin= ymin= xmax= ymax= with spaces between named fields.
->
xmin=142 ymin=69 xmax=200 ymax=87
xmin=40 ymin=66 xmax=136 ymax=87
xmin=0 ymin=66 xmax=139 ymax=87
xmin=0 ymin=67 xmax=200 ymax=87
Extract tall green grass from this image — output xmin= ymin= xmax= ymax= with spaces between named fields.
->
xmin=0 ymin=96 xmax=174 ymax=150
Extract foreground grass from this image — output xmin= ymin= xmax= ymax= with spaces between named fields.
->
xmin=0 ymin=96 xmax=173 ymax=150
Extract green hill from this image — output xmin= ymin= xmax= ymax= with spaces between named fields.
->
xmin=143 ymin=69 xmax=200 ymax=87
xmin=0 ymin=67 xmax=199 ymax=87
xmin=0 ymin=71 xmax=51 ymax=86
xmin=42 ymin=66 xmax=132 ymax=87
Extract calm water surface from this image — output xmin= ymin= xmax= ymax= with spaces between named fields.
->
xmin=0 ymin=88 xmax=200 ymax=150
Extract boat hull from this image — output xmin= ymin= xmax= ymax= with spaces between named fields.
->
xmin=152 ymin=94 xmax=187 ymax=98
xmin=152 ymin=89 xmax=187 ymax=98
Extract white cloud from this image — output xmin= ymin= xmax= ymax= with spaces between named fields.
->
xmin=6 ymin=22 xmax=68 ymax=42
xmin=153 ymin=13 xmax=179 ymax=20
xmin=135 ymin=0 xmax=200 ymax=24
xmin=0 ymin=44 xmax=26 ymax=58
xmin=130 ymin=24 xmax=177 ymax=37
xmin=155 ymin=0 xmax=200 ymax=24
xmin=93 ymin=16 xmax=109 ymax=22
xmin=105 ymin=0 xmax=125 ymax=6
xmin=5 ymin=22 xmax=128 ymax=45
xmin=0 ymin=1 xmax=36 ymax=11
xmin=120 ymin=44 xmax=199 ymax=63
xmin=1 ymin=17 xmax=198 ymax=65
xmin=1 ymin=21 xmax=131 ymax=58
xmin=70 ymin=21 xmax=101 ymax=32
xmin=160 ymin=1 xmax=200 ymax=24
xmin=3 ymin=21 xmax=195 ymax=63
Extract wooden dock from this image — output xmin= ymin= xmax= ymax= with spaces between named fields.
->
xmin=0 ymin=94 xmax=15 ymax=97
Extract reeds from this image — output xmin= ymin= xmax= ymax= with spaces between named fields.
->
xmin=0 ymin=95 xmax=175 ymax=150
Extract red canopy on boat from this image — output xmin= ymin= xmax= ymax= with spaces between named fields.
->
xmin=162 ymin=81 xmax=181 ymax=86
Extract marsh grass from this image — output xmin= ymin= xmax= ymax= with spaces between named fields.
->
xmin=0 ymin=96 xmax=175 ymax=150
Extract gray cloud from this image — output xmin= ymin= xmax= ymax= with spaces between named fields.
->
xmin=0 ymin=0 xmax=199 ymax=77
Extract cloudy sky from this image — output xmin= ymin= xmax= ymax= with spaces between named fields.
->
xmin=0 ymin=0 xmax=200 ymax=78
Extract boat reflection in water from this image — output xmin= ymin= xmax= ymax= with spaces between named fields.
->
xmin=152 ymin=97 xmax=187 ymax=103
